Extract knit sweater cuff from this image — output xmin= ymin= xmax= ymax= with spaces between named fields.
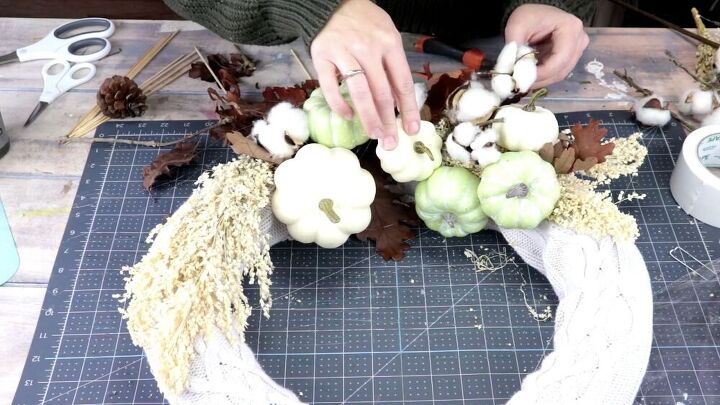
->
xmin=267 ymin=0 xmax=343 ymax=45
xmin=502 ymin=0 xmax=597 ymax=28
xmin=163 ymin=0 xmax=342 ymax=45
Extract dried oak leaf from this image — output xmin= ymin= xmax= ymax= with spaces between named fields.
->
xmin=262 ymin=79 xmax=319 ymax=107
xmin=424 ymin=69 xmax=473 ymax=123
xmin=225 ymin=131 xmax=285 ymax=165
xmin=142 ymin=142 xmax=198 ymax=190
xmin=355 ymin=148 xmax=420 ymax=261
xmin=189 ymin=53 xmax=256 ymax=89
xmin=207 ymin=87 xmax=273 ymax=143
xmin=570 ymin=119 xmax=615 ymax=163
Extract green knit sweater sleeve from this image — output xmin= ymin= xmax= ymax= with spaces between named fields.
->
xmin=503 ymin=0 xmax=597 ymax=24
xmin=163 ymin=0 xmax=342 ymax=45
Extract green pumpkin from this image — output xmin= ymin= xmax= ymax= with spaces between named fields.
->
xmin=477 ymin=151 xmax=560 ymax=229
xmin=415 ymin=166 xmax=488 ymax=238
xmin=303 ymin=85 xmax=370 ymax=149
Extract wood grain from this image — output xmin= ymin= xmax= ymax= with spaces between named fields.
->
xmin=0 ymin=17 xmax=704 ymax=405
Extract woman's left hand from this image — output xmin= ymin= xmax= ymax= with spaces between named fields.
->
xmin=505 ymin=4 xmax=590 ymax=88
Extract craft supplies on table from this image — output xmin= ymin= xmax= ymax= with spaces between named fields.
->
xmin=12 ymin=111 xmax=720 ymax=404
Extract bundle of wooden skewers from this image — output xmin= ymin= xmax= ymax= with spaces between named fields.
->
xmin=65 ymin=31 xmax=199 ymax=138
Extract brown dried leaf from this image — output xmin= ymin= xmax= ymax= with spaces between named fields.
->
xmin=570 ymin=119 xmax=615 ymax=163
xmin=538 ymin=142 xmax=555 ymax=163
xmin=142 ymin=142 xmax=198 ymax=190
xmin=207 ymin=87 xmax=273 ymax=143
xmin=262 ymin=79 xmax=319 ymax=107
xmin=225 ymin=131 xmax=285 ymax=165
xmin=189 ymin=53 xmax=256 ymax=88
xmin=355 ymin=148 xmax=420 ymax=261
xmin=572 ymin=157 xmax=599 ymax=172
xmin=554 ymin=147 xmax=576 ymax=174
xmin=424 ymin=70 xmax=473 ymax=123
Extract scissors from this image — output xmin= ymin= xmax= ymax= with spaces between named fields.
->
xmin=0 ymin=18 xmax=114 ymax=65
xmin=23 ymin=59 xmax=96 ymax=127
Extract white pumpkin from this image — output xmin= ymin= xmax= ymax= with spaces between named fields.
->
xmin=376 ymin=119 xmax=442 ymax=182
xmin=493 ymin=104 xmax=559 ymax=152
xmin=272 ymin=143 xmax=376 ymax=248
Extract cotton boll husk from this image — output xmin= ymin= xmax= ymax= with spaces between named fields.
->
xmin=266 ymin=102 xmax=310 ymax=144
xmin=512 ymin=58 xmax=537 ymax=93
xmin=678 ymin=89 xmax=717 ymax=116
xmin=491 ymin=74 xmax=515 ymax=100
xmin=701 ymin=108 xmax=720 ymax=127
xmin=414 ymin=82 xmax=428 ymax=108
xmin=253 ymin=119 xmax=296 ymax=158
xmin=445 ymin=134 xmax=472 ymax=163
xmin=469 ymin=128 xmax=502 ymax=167
xmin=455 ymin=82 xmax=500 ymax=122
xmin=494 ymin=41 xmax=519 ymax=74
xmin=452 ymin=122 xmax=480 ymax=147
xmin=634 ymin=96 xmax=671 ymax=127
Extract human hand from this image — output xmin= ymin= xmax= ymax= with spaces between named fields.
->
xmin=310 ymin=0 xmax=420 ymax=149
xmin=505 ymin=4 xmax=590 ymax=88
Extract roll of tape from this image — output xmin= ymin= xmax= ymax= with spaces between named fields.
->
xmin=670 ymin=125 xmax=720 ymax=228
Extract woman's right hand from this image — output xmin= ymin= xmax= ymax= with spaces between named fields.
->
xmin=310 ymin=0 xmax=420 ymax=149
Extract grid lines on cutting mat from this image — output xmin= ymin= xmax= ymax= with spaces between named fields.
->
xmin=13 ymin=111 xmax=720 ymax=405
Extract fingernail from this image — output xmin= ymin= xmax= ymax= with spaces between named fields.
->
xmin=343 ymin=111 xmax=354 ymax=120
xmin=372 ymin=128 xmax=384 ymax=140
xmin=407 ymin=120 xmax=420 ymax=134
xmin=384 ymin=137 xmax=397 ymax=150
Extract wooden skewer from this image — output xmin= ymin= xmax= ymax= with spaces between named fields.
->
xmin=607 ymin=0 xmax=719 ymax=48
xmin=290 ymin=48 xmax=314 ymax=80
xmin=193 ymin=47 xmax=227 ymax=94
xmin=66 ymin=31 xmax=180 ymax=138
xmin=141 ymin=52 xmax=198 ymax=93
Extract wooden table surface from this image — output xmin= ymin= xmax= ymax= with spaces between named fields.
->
xmin=0 ymin=18 xmax=701 ymax=404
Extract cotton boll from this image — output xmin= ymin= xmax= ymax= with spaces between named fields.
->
xmin=253 ymin=119 xmax=296 ymax=158
xmin=491 ymin=74 xmax=515 ymax=100
xmin=634 ymin=96 xmax=671 ymax=127
xmin=469 ymin=128 xmax=502 ymax=167
xmin=455 ymin=81 xmax=501 ymax=122
xmin=512 ymin=58 xmax=537 ymax=93
xmin=516 ymin=44 xmax=537 ymax=63
xmin=701 ymin=108 xmax=720 ymax=127
xmin=678 ymin=89 xmax=717 ymax=116
xmin=445 ymin=134 xmax=471 ymax=163
xmin=266 ymin=102 xmax=310 ymax=144
xmin=414 ymin=82 xmax=428 ymax=108
xmin=494 ymin=41 xmax=519 ymax=74
xmin=452 ymin=122 xmax=480 ymax=147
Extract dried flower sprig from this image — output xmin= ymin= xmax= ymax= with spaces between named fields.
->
xmin=549 ymin=133 xmax=648 ymax=241
xmin=118 ymin=156 xmax=275 ymax=396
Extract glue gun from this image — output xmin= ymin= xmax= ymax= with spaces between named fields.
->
xmin=402 ymin=33 xmax=486 ymax=70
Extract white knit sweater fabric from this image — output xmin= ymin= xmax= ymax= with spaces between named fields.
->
xmin=167 ymin=214 xmax=653 ymax=405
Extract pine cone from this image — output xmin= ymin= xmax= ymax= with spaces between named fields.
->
xmin=97 ymin=75 xmax=147 ymax=118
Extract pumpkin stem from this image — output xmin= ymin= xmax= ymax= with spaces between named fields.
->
xmin=413 ymin=141 xmax=435 ymax=161
xmin=318 ymin=198 xmax=341 ymax=223
xmin=523 ymin=88 xmax=548 ymax=112
xmin=506 ymin=183 xmax=529 ymax=199
xmin=443 ymin=213 xmax=457 ymax=228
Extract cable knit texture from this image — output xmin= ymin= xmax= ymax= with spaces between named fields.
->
xmin=162 ymin=207 xmax=652 ymax=404
xmin=163 ymin=0 xmax=596 ymax=45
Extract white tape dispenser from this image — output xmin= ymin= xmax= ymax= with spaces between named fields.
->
xmin=670 ymin=125 xmax=720 ymax=228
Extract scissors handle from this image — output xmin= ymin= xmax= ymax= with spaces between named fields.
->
xmin=39 ymin=59 xmax=96 ymax=103
xmin=17 ymin=18 xmax=114 ymax=63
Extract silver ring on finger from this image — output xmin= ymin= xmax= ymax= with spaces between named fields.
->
xmin=340 ymin=68 xmax=365 ymax=81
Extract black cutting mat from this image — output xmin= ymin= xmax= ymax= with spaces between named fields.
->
xmin=13 ymin=111 xmax=720 ymax=405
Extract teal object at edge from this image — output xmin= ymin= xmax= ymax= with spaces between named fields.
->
xmin=0 ymin=197 xmax=19 ymax=285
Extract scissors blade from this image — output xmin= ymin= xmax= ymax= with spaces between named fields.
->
xmin=0 ymin=51 xmax=19 ymax=65
xmin=23 ymin=102 xmax=49 ymax=127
